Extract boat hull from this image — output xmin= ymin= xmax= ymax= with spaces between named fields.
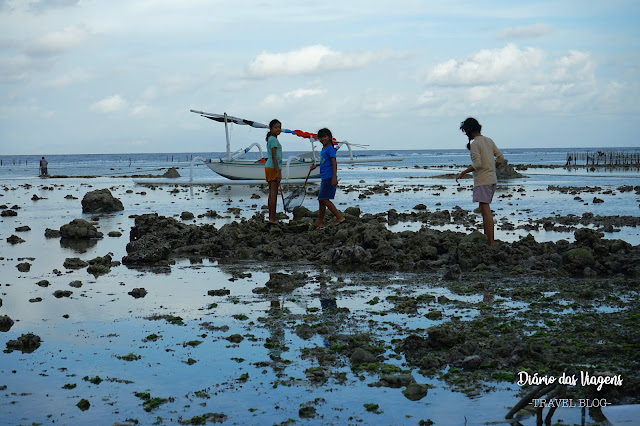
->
xmin=206 ymin=160 xmax=320 ymax=180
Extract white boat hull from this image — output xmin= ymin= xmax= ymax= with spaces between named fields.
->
xmin=206 ymin=160 xmax=320 ymax=180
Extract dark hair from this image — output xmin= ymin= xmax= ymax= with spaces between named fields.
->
xmin=460 ymin=117 xmax=481 ymax=135
xmin=265 ymin=119 xmax=281 ymax=142
xmin=317 ymin=128 xmax=332 ymax=141
xmin=460 ymin=117 xmax=481 ymax=150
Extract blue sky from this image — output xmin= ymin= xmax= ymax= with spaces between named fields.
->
xmin=1 ymin=0 xmax=639 ymax=154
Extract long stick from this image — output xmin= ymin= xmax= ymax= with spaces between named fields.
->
xmin=279 ymin=182 xmax=287 ymax=212
xmin=302 ymin=168 xmax=312 ymax=189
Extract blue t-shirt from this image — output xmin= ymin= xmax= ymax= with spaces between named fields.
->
xmin=319 ymin=144 xmax=337 ymax=179
xmin=265 ymin=136 xmax=282 ymax=169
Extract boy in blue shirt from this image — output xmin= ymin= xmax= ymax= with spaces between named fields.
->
xmin=309 ymin=128 xmax=346 ymax=228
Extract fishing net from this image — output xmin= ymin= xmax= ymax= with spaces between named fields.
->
xmin=283 ymin=186 xmax=306 ymax=213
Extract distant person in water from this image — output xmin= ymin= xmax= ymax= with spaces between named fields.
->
xmin=456 ymin=118 xmax=504 ymax=246
xmin=39 ymin=156 xmax=48 ymax=175
xmin=309 ymin=128 xmax=345 ymax=228
xmin=264 ymin=119 xmax=283 ymax=225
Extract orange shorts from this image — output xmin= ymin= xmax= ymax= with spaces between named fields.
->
xmin=265 ymin=167 xmax=278 ymax=182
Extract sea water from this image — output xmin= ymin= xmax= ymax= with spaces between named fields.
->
xmin=1 ymin=148 xmax=639 ymax=425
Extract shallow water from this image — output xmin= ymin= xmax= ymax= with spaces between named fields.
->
xmin=1 ymin=161 xmax=638 ymax=425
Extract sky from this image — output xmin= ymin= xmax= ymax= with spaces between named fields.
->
xmin=1 ymin=0 xmax=639 ymax=155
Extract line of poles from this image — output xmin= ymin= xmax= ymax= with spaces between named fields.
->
xmin=565 ymin=151 xmax=640 ymax=166
xmin=0 ymin=155 xmax=197 ymax=167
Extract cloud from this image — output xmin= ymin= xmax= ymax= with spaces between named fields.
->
xmin=26 ymin=26 xmax=88 ymax=56
xmin=248 ymin=45 xmax=405 ymax=78
xmin=417 ymin=44 xmax=600 ymax=116
xmin=426 ymin=43 xmax=546 ymax=86
xmin=90 ymin=95 xmax=128 ymax=113
xmin=43 ymin=67 xmax=92 ymax=87
xmin=131 ymin=105 xmax=150 ymax=116
xmin=263 ymin=88 xmax=326 ymax=107
xmin=496 ymin=23 xmax=554 ymax=40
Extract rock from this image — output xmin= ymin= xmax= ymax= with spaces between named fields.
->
xmin=163 ymin=167 xmax=181 ymax=178
xmin=295 ymin=324 xmax=315 ymax=340
xmin=64 ymin=257 xmax=89 ymax=269
xmin=443 ymin=264 xmax=461 ymax=281
xmin=7 ymin=234 xmax=25 ymax=244
xmin=181 ymin=211 xmax=195 ymax=220
xmin=427 ymin=323 xmax=464 ymax=349
xmin=128 ymin=288 xmax=147 ymax=298
xmin=16 ymin=262 xmax=31 ymax=272
xmin=565 ymin=248 xmax=595 ymax=270
xmin=108 ymin=231 xmax=122 ymax=237
xmin=69 ymin=280 xmax=83 ymax=288
xmin=496 ymin=159 xmax=524 ymax=180
xmin=265 ymin=272 xmax=308 ymax=293
xmin=53 ymin=290 xmax=73 ymax=298
xmin=36 ymin=280 xmax=50 ymax=287
xmin=376 ymin=374 xmax=416 ymax=388
xmin=593 ymin=197 xmax=604 ymax=203
xmin=60 ymin=219 xmax=104 ymax=239
xmin=1 ymin=209 xmax=17 ymax=217
xmin=0 ymin=315 xmax=15 ymax=332
xmin=413 ymin=204 xmax=427 ymax=211
xmin=462 ymin=355 xmax=483 ymax=370
xmin=402 ymin=383 xmax=429 ymax=401
xmin=344 ymin=206 xmax=361 ymax=218
xmin=81 ymin=188 xmax=124 ymax=213
xmin=225 ymin=334 xmax=243 ymax=343
xmin=29 ymin=297 xmax=43 ymax=303
xmin=15 ymin=225 xmax=30 ymax=232
xmin=6 ymin=333 xmax=42 ymax=353
xmin=299 ymin=406 xmax=317 ymax=418
xmin=44 ymin=228 xmax=61 ymax=238
xmin=350 ymin=347 xmax=377 ymax=364
xmin=208 ymin=289 xmax=230 ymax=296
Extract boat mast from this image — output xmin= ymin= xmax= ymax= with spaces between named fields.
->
xmin=223 ymin=112 xmax=231 ymax=161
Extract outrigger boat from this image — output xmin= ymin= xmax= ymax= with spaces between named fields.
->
xmin=133 ymin=110 xmax=404 ymax=186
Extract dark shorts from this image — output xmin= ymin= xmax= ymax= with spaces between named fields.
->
xmin=473 ymin=184 xmax=496 ymax=204
xmin=318 ymin=178 xmax=337 ymax=200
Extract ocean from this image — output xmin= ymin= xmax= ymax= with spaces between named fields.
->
xmin=2 ymin=147 xmax=639 ymax=180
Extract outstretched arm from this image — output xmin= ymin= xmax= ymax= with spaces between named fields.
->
xmin=456 ymin=166 xmax=474 ymax=183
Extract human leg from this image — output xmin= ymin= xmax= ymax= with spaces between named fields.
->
xmin=315 ymin=201 xmax=327 ymax=227
xmin=324 ymin=200 xmax=345 ymax=224
xmin=479 ymin=202 xmax=494 ymax=245
xmin=268 ymin=180 xmax=278 ymax=223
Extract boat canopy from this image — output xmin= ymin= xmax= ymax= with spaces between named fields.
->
xmin=190 ymin=110 xmax=268 ymax=129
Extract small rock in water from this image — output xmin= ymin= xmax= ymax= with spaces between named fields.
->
xmin=16 ymin=262 xmax=31 ymax=272
xmin=128 ymin=288 xmax=147 ymax=298
xmin=0 ymin=315 xmax=15 ymax=332
xmin=7 ymin=235 xmax=25 ymax=244
xmin=5 ymin=333 xmax=42 ymax=353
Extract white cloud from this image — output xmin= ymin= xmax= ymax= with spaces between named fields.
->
xmin=417 ymin=44 xmax=601 ymax=116
xmin=131 ymin=104 xmax=150 ymax=116
xmin=426 ymin=44 xmax=546 ymax=86
xmin=551 ymin=50 xmax=594 ymax=84
xmin=263 ymin=88 xmax=326 ymax=107
xmin=496 ymin=23 xmax=554 ymax=40
xmin=43 ymin=67 xmax=91 ymax=87
xmin=90 ymin=95 xmax=127 ymax=113
xmin=248 ymin=45 xmax=405 ymax=78
xmin=26 ymin=26 xmax=88 ymax=56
